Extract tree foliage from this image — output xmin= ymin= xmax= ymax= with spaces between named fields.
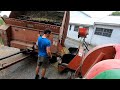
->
xmin=110 ymin=11 xmax=120 ymax=16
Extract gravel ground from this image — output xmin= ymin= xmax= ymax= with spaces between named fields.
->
xmin=0 ymin=46 xmax=20 ymax=59
xmin=0 ymin=38 xmax=95 ymax=79
xmin=64 ymin=37 xmax=94 ymax=50
xmin=0 ymin=57 xmax=68 ymax=79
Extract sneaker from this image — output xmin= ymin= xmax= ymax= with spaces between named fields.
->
xmin=35 ymin=75 xmax=39 ymax=79
xmin=41 ymin=77 xmax=48 ymax=79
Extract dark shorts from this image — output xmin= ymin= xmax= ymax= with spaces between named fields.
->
xmin=37 ymin=56 xmax=49 ymax=68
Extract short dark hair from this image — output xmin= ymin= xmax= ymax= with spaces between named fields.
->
xmin=44 ymin=29 xmax=51 ymax=34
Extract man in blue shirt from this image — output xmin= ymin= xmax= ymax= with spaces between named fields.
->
xmin=35 ymin=29 xmax=52 ymax=79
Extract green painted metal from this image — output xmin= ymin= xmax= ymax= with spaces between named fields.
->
xmin=93 ymin=69 xmax=120 ymax=79
xmin=0 ymin=37 xmax=4 ymax=45
xmin=0 ymin=18 xmax=5 ymax=25
xmin=0 ymin=17 xmax=5 ymax=45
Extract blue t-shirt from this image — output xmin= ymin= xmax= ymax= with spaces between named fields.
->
xmin=37 ymin=36 xmax=51 ymax=57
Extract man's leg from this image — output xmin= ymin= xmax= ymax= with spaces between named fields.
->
xmin=35 ymin=66 xmax=40 ymax=79
xmin=41 ymin=57 xmax=49 ymax=79
xmin=35 ymin=57 xmax=41 ymax=79
xmin=41 ymin=68 xmax=46 ymax=78
xmin=36 ymin=66 xmax=40 ymax=75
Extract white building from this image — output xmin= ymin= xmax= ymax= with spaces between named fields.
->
xmin=67 ymin=11 xmax=99 ymax=44
xmin=2 ymin=11 xmax=120 ymax=46
xmin=0 ymin=11 xmax=11 ymax=17
xmin=67 ymin=11 xmax=120 ymax=47
xmin=90 ymin=16 xmax=120 ymax=46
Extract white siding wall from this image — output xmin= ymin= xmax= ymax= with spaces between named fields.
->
xmin=90 ymin=24 xmax=120 ymax=46
xmin=67 ymin=24 xmax=94 ymax=44
xmin=67 ymin=24 xmax=81 ymax=41
xmin=67 ymin=12 xmax=120 ymax=46
xmin=84 ymin=26 xmax=94 ymax=44
xmin=67 ymin=11 xmax=92 ymax=41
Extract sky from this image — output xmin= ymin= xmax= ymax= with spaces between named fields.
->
xmin=82 ymin=11 xmax=115 ymax=18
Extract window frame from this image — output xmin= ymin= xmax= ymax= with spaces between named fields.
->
xmin=69 ymin=25 xmax=72 ymax=31
xmin=94 ymin=27 xmax=113 ymax=37
xmin=74 ymin=25 xmax=79 ymax=32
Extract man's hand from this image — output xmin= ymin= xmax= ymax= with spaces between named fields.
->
xmin=46 ymin=46 xmax=52 ymax=59
xmin=34 ymin=45 xmax=38 ymax=49
xmin=50 ymin=55 xmax=52 ymax=59
xmin=48 ymin=55 xmax=52 ymax=59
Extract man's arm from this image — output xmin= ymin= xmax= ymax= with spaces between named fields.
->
xmin=46 ymin=47 xmax=52 ymax=59
xmin=46 ymin=40 xmax=52 ymax=58
xmin=35 ymin=40 xmax=38 ymax=49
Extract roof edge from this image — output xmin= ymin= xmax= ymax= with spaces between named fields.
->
xmin=94 ymin=22 xmax=120 ymax=27
xmin=69 ymin=22 xmax=93 ymax=26
xmin=81 ymin=11 xmax=91 ymax=18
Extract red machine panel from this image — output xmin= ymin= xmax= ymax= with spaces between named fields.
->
xmin=85 ymin=59 xmax=120 ymax=79
xmin=2 ymin=11 xmax=70 ymax=55
xmin=10 ymin=40 xmax=33 ymax=49
xmin=4 ymin=18 xmax=61 ymax=34
xmin=50 ymin=34 xmax=59 ymax=53
xmin=11 ymin=26 xmax=39 ymax=43
xmin=4 ymin=18 xmax=26 ymax=27
xmin=78 ymin=27 xmax=88 ymax=38
xmin=10 ymin=26 xmax=59 ymax=53
xmin=81 ymin=44 xmax=116 ymax=77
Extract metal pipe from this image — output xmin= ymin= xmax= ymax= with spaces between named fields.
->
xmin=0 ymin=50 xmax=25 ymax=61
xmin=0 ymin=55 xmax=30 ymax=70
xmin=83 ymin=42 xmax=89 ymax=51
xmin=82 ymin=38 xmax=89 ymax=51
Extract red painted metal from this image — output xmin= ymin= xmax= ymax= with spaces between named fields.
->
xmin=78 ymin=28 xmax=88 ymax=38
xmin=58 ymin=55 xmax=82 ymax=73
xmin=10 ymin=40 xmax=33 ymax=49
xmin=58 ymin=43 xmax=118 ymax=78
xmin=1 ymin=11 xmax=70 ymax=55
xmin=81 ymin=44 xmax=116 ymax=77
xmin=85 ymin=59 xmax=120 ymax=79
xmin=58 ymin=64 xmax=67 ymax=72
xmin=58 ymin=44 xmax=83 ymax=72
xmin=11 ymin=26 xmax=39 ymax=43
xmin=68 ymin=55 xmax=82 ymax=71
xmin=114 ymin=44 xmax=120 ymax=59
xmin=68 ymin=44 xmax=84 ymax=71
xmin=4 ymin=18 xmax=61 ymax=34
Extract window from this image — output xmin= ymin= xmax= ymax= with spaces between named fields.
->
xmin=94 ymin=27 xmax=113 ymax=37
xmin=69 ymin=25 xmax=72 ymax=31
xmin=74 ymin=25 xmax=79 ymax=31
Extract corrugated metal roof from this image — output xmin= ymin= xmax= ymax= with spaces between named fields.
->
xmin=80 ymin=11 xmax=91 ymax=18
xmin=70 ymin=11 xmax=99 ymax=26
xmin=95 ymin=16 xmax=120 ymax=26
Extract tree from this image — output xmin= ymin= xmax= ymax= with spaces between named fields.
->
xmin=109 ymin=11 xmax=120 ymax=16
